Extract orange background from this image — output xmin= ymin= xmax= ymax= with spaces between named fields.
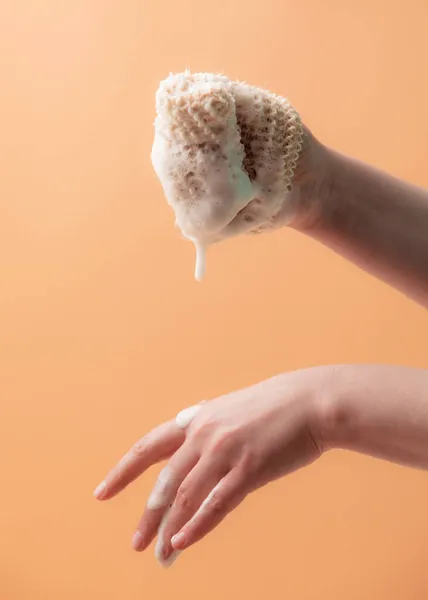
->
xmin=1 ymin=1 xmax=428 ymax=598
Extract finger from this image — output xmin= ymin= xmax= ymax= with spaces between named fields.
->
xmin=132 ymin=442 xmax=199 ymax=554
xmin=170 ymin=469 xmax=247 ymax=552
xmin=159 ymin=454 xmax=228 ymax=562
xmin=94 ymin=420 xmax=185 ymax=501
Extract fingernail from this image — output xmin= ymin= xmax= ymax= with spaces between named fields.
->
xmin=132 ymin=531 xmax=144 ymax=551
xmin=93 ymin=481 xmax=107 ymax=500
xmin=171 ymin=532 xmax=186 ymax=549
xmin=155 ymin=536 xmax=181 ymax=568
xmin=163 ymin=545 xmax=172 ymax=561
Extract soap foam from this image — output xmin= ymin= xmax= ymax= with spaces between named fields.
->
xmin=194 ymin=243 xmax=206 ymax=282
xmin=155 ymin=506 xmax=181 ymax=568
xmin=175 ymin=404 xmax=202 ymax=429
xmin=147 ymin=466 xmax=174 ymax=511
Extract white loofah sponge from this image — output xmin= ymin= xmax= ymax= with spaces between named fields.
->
xmin=151 ymin=71 xmax=304 ymax=280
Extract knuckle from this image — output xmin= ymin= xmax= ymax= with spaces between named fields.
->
xmin=209 ymin=431 xmax=231 ymax=454
xmin=191 ymin=419 xmax=215 ymax=442
xmin=131 ymin=438 xmax=148 ymax=457
xmin=239 ymin=446 xmax=259 ymax=472
xmin=206 ymin=491 xmax=225 ymax=514
xmin=174 ymin=486 xmax=192 ymax=511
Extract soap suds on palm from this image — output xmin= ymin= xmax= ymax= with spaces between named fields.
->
xmin=151 ymin=71 xmax=304 ymax=279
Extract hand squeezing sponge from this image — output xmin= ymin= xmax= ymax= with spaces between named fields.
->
xmin=151 ymin=71 xmax=304 ymax=280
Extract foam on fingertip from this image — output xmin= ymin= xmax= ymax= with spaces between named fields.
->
xmin=155 ymin=508 xmax=182 ymax=568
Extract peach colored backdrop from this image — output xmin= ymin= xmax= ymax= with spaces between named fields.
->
xmin=1 ymin=1 xmax=427 ymax=598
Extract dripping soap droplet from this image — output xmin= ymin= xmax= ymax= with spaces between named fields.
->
xmin=194 ymin=243 xmax=206 ymax=281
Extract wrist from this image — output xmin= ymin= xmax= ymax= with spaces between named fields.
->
xmin=280 ymin=365 xmax=349 ymax=455
xmin=313 ymin=365 xmax=353 ymax=453
xmin=289 ymin=134 xmax=338 ymax=233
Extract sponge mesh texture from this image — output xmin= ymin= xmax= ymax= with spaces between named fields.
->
xmin=151 ymin=71 xmax=304 ymax=244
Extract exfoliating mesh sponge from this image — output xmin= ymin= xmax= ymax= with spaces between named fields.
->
xmin=151 ymin=71 xmax=304 ymax=279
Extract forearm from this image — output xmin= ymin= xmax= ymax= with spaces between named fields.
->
xmin=300 ymin=148 xmax=428 ymax=306
xmin=323 ymin=365 xmax=428 ymax=470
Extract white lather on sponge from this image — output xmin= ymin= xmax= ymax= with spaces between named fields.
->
xmin=151 ymin=71 xmax=304 ymax=279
